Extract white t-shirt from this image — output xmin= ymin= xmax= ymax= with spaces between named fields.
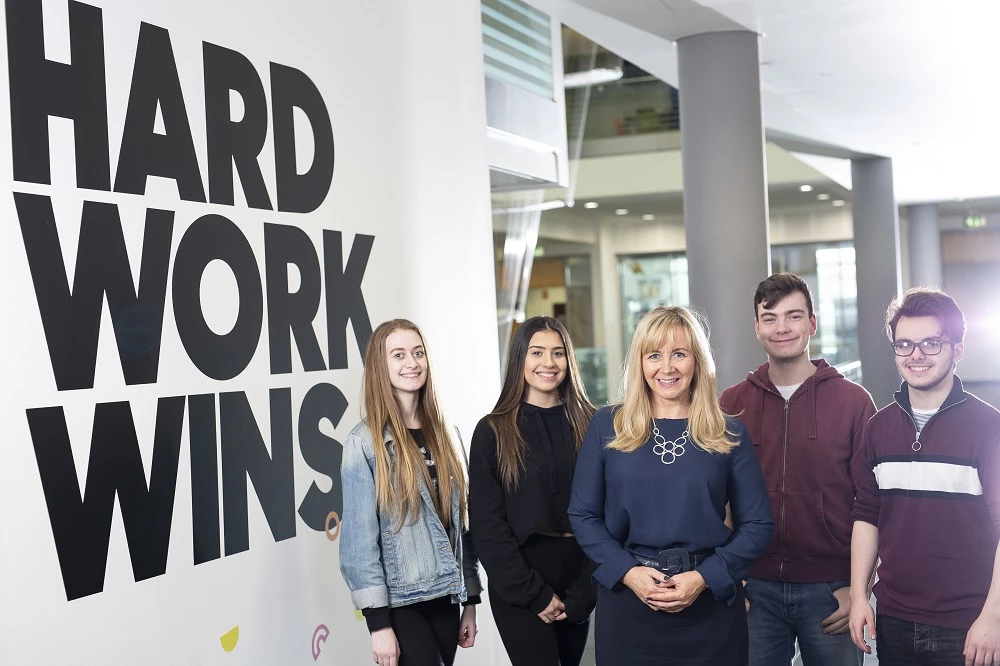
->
xmin=775 ymin=383 xmax=803 ymax=401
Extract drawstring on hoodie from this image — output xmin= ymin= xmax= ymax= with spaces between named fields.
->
xmin=807 ymin=381 xmax=818 ymax=440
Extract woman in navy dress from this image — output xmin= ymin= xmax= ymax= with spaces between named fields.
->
xmin=568 ymin=305 xmax=773 ymax=665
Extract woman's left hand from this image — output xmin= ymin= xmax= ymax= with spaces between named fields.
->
xmin=458 ymin=604 xmax=478 ymax=648
xmin=645 ymin=571 xmax=707 ymax=613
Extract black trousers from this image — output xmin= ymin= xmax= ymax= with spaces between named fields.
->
xmin=390 ymin=595 xmax=460 ymax=666
xmin=489 ymin=535 xmax=592 ymax=666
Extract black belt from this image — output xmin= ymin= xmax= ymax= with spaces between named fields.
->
xmin=630 ymin=548 xmax=713 ymax=576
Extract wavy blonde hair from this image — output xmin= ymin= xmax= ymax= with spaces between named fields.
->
xmin=608 ymin=306 xmax=737 ymax=454
xmin=363 ymin=319 xmax=467 ymax=531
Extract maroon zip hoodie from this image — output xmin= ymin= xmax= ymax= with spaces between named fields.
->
xmin=720 ymin=360 xmax=876 ymax=582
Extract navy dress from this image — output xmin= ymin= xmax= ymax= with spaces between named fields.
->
xmin=568 ymin=406 xmax=773 ymax=665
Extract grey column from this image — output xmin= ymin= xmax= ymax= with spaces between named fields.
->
xmin=908 ymin=204 xmax=943 ymax=288
xmin=678 ymin=31 xmax=770 ymax=391
xmin=852 ymin=157 xmax=902 ymax=407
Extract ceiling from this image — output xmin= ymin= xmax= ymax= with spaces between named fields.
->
xmin=559 ymin=181 xmax=851 ymax=219
xmin=529 ymin=0 xmax=1000 ymax=205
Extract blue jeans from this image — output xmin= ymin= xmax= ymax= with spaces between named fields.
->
xmin=746 ymin=578 xmax=863 ymax=666
xmin=875 ymin=613 xmax=966 ymax=665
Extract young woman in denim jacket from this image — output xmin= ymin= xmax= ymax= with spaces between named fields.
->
xmin=340 ymin=319 xmax=482 ymax=666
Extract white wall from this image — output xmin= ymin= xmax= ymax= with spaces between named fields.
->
xmin=0 ymin=1 xmax=504 ymax=663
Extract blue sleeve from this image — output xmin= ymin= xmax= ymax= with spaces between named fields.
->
xmin=695 ymin=425 xmax=773 ymax=605
xmin=338 ymin=426 xmax=389 ymax=610
xmin=568 ymin=409 xmax=639 ymax=589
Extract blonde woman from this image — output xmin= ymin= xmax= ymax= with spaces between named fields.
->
xmin=340 ymin=320 xmax=481 ymax=666
xmin=568 ymin=306 xmax=773 ymax=665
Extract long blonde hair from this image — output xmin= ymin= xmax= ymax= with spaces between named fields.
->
xmin=363 ymin=319 xmax=467 ymax=531
xmin=487 ymin=317 xmax=596 ymax=491
xmin=608 ymin=306 xmax=737 ymax=454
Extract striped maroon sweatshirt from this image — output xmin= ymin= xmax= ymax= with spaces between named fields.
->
xmin=852 ymin=377 xmax=1000 ymax=630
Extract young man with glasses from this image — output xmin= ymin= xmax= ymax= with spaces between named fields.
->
xmin=850 ymin=288 xmax=1000 ymax=664
xmin=721 ymin=273 xmax=876 ymax=666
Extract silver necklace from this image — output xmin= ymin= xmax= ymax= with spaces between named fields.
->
xmin=652 ymin=420 xmax=688 ymax=465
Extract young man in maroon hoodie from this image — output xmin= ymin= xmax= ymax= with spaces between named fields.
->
xmin=850 ymin=288 xmax=1000 ymax=664
xmin=721 ymin=273 xmax=876 ymax=665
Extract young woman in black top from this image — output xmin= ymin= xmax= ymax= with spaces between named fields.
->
xmin=469 ymin=317 xmax=598 ymax=666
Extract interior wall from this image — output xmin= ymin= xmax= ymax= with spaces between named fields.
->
xmin=0 ymin=1 xmax=504 ymax=663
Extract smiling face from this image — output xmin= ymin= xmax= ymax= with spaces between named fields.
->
xmin=522 ymin=329 xmax=568 ymax=404
xmin=754 ymin=291 xmax=817 ymax=362
xmin=893 ymin=315 xmax=963 ymax=394
xmin=385 ymin=328 xmax=428 ymax=397
xmin=642 ymin=328 xmax=696 ymax=416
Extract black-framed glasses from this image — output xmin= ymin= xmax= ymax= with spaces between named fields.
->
xmin=891 ymin=339 xmax=953 ymax=357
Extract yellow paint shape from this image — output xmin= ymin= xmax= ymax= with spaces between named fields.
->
xmin=220 ymin=626 xmax=239 ymax=652
xmin=355 ymin=609 xmax=364 ymax=622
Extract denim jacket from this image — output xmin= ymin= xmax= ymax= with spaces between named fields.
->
xmin=339 ymin=420 xmax=482 ymax=610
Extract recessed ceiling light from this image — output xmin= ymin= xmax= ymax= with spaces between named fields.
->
xmin=832 ymin=200 xmax=846 ymax=207
xmin=799 ymin=185 xmax=813 ymax=192
xmin=816 ymin=193 xmax=831 ymax=201
xmin=583 ymin=202 xmax=598 ymax=209
xmin=615 ymin=209 xmax=629 ymax=216
xmin=642 ymin=214 xmax=655 ymax=221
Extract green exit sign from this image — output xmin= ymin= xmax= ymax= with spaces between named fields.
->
xmin=964 ymin=214 xmax=988 ymax=228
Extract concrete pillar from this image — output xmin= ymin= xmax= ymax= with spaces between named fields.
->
xmin=908 ymin=204 xmax=944 ymax=289
xmin=852 ymin=157 xmax=903 ymax=407
xmin=677 ymin=31 xmax=770 ymax=391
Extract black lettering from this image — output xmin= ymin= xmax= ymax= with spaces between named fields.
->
xmin=220 ymin=390 xmax=296 ymax=555
xmin=172 ymin=214 xmax=263 ymax=380
xmin=324 ymin=231 xmax=373 ymax=369
xmin=270 ymin=62 xmax=334 ymax=213
xmin=204 ymin=42 xmax=272 ymax=210
xmin=297 ymin=383 xmax=347 ymax=531
xmin=264 ymin=222 xmax=325 ymax=374
xmin=6 ymin=0 xmax=110 ymax=189
xmin=114 ymin=22 xmax=206 ymax=202
xmin=27 ymin=397 xmax=185 ymax=601
xmin=15 ymin=193 xmax=173 ymax=390
xmin=189 ymin=393 xmax=220 ymax=565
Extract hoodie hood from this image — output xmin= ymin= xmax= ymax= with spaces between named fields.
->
xmin=743 ymin=359 xmax=843 ymax=441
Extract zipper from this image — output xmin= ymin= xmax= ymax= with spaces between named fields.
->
xmin=778 ymin=399 xmax=789 ymax=580
xmin=903 ymin=396 xmax=966 ymax=452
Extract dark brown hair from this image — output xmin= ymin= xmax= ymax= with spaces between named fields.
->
xmin=487 ymin=317 xmax=596 ymax=491
xmin=885 ymin=288 xmax=966 ymax=343
xmin=753 ymin=272 xmax=814 ymax=319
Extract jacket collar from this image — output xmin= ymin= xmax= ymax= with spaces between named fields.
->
xmin=893 ymin=375 xmax=967 ymax=414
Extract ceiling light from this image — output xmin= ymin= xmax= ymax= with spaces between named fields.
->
xmin=816 ymin=193 xmax=831 ymax=201
xmin=615 ymin=208 xmax=629 ymax=216
xmin=564 ymin=67 xmax=624 ymax=89
xmin=583 ymin=201 xmax=598 ymax=209
xmin=642 ymin=214 xmax=655 ymax=221
xmin=832 ymin=200 xmax=846 ymax=207
xmin=799 ymin=185 xmax=813 ymax=192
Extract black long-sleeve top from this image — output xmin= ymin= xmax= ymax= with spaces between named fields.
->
xmin=468 ymin=403 xmax=597 ymax=620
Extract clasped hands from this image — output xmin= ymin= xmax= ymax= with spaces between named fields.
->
xmin=623 ymin=565 xmax=706 ymax=613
